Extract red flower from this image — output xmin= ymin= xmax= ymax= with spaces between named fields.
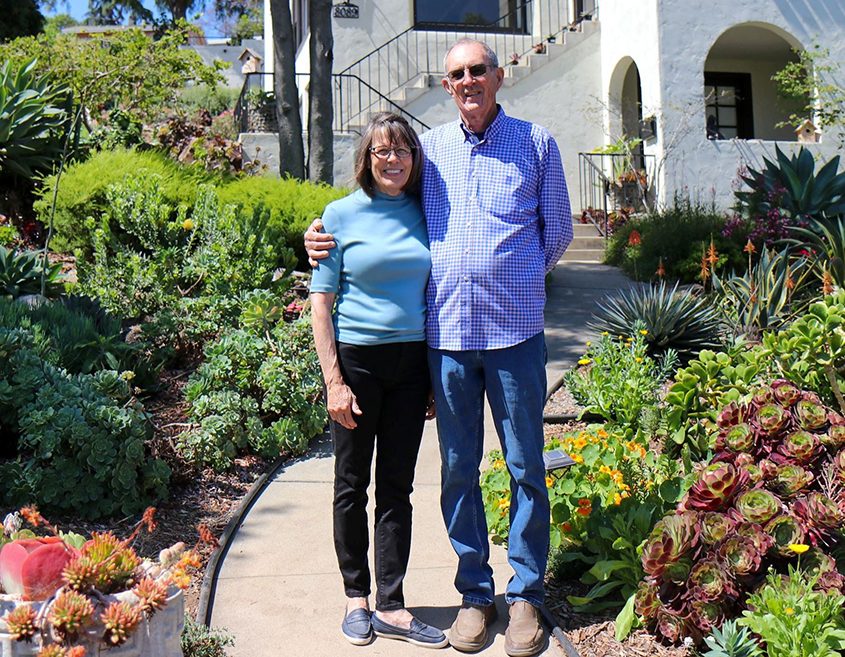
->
xmin=627 ymin=229 xmax=641 ymax=247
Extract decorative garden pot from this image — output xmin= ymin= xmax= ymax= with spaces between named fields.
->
xmin=0 ymin=588 xmax=184 ymax=657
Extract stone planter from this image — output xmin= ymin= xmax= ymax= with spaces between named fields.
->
xmin=0 ymin=588 xmax=184 ymax=657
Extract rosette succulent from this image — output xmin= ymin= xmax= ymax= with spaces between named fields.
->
xmin=735 ymin=488 xmax=782 ymax=525
xmin=633 ymin=580 xmax=660 ymax=621
xmin=777 ymin=430 xmax=821 ymax=465
xmin=689 ymin=599 xmax=726 ymax=634
xmin=753 ymin=403 xmax=789 ymax=435
xmin=771 ymin=463 xmax=814 ymax=498
xmin=642 ymin=512 xmax=698 ymax=580
xmin=792 ymin=492 xmax=842 ymax=546
xmin=719 ymin=536 xmax=764 ymax=577
xmin=717 ymin=402 xmax=746 ymax=428
xmin=689 ymin=558 xmax=735 ymax=601
xmin=794 ymin=395 xmax=828 ymax=430
xmin=656 ymin=607 xmax=693 ymax=644
xmin=684 ymin=463 xmax=749 ymax=511
xmin=764 ymin=514 xmax=805 ymax=556
xmin=718 ymin=423 xmax=757 ymax=453
xmin=699 ymin=512 xmax=736 ymax=546
xmin=771 ymin=379 xmax=801 ymax=406
xmin=823 ymin=413 xmax=845 ymax=447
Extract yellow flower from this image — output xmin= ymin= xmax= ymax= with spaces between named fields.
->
xmin=491 ymin=458 xmax=505 ymax=470
xmin=601 ymin=331 xmax=609 ymax=336
xmin=585 ymin=341 xmax=592 ymax=347
xmin=599 ymin=465 xmax=612 ymax=475
xmin=635 ymin=357 xmax=643 ymax=363
xmin=572 ymin=454 xmax=583 ymax=464
xmin=573 ymin=437 xmax=587 ymax=450
xmin=182 ymin=218 xmax=195 ymax=231
xmin=789 ymin=543 xmax=810 ymax=554
xmin=597 ymin=429 xmax=608 ymax=439
xmin=613 ymin=493 xmax=622 ymax=505
xmin=639 ymin=329 xmax=648 ymax=335
xmin=545 ymin=476 xmax=554 ymax=488
xmin=578 ymin=358 xmax=591 ymax=366
xmin=785 ymin=607 xmax=794 ymax=615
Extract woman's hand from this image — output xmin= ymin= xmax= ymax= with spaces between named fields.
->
xmin=327 ymin=380 xmax=363 ymax=429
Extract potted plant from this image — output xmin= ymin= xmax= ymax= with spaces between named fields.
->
xmin=0 ymin=507 xmax=210 ymax=657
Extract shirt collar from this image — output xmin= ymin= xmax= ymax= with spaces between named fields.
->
xmin=457 ymin=105 xmax=506 ymax=144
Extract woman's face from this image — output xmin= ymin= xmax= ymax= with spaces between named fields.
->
xmin=369 ymin=132 xmax=413 ymax=196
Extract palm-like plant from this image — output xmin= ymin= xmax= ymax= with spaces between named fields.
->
xmin=590 ymin=280 xmax=724 ymax=359
xmin=0 ymin=58 xmax=70 ymax=179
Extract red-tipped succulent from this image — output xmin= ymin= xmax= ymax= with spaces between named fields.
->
xmin=683 ymin=462 xmax=749 ymax=512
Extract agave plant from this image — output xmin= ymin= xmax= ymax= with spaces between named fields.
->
xmin=701 ymin=619 xmax=763 ymax=657
xmin=589 ymin=280 xmax=724 ymax=359
xmin=0 ymin=59 xmax=70 ymax=179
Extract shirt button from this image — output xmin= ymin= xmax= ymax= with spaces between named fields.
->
xmin=464 ymin=276 xmax=469 ymax=281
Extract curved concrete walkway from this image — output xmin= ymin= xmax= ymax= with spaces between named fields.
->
xmin=209 ymin=262 xmax=636 ymax=657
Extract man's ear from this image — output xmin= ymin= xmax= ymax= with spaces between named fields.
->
xmin=441 ymin=77 xmax=454 ymax=96
xmin=493 ymin=67 xmax=504 ymax=91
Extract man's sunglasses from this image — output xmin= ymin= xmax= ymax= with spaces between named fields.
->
xmin=446 ymin=63 xmax=492 ymax=82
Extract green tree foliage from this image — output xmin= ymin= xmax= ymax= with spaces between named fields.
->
xmin=0 ymin=0 xmax=44 ymax=42
xmin=0 ymin=22 xmax=223 ymax=131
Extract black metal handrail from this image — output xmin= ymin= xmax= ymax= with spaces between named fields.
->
xmin=234 ymin=72 xmax=431 ymax=137
xmin=578 ymin=150 xmax=655 ymax=237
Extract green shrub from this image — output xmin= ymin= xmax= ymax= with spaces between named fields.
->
xmin=0 ymin=327 xmax=170 ymax=518
xmin=177 ymin=84 xmax=240 ymax=116
xmin=181 ymin=617 xmax=235 ymax=657
xmin=177 ymin=314 xmax=326 ymax=471
xmin=34 ymin=148 xmax=213 ymax=256
xmin=606 ymin=199 xmax=745 ymax=283
xmin=216 ymin=175 xmax=347 ymax=268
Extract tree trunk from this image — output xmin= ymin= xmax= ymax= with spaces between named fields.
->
xmin=308 ymin=0 xmax=333 ymax=184
xmin=269 ymin=0 xmax=305 ymax=179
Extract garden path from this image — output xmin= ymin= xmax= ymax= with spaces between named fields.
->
xmin=208 ymin=262 xmax=637 ymax=657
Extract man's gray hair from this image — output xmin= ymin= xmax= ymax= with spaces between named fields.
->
xmin=443 ymin=38 xmax=499 ymax=73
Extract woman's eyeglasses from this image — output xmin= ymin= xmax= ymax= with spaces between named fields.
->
xmin=446 ymin=63 xmax=491 ymax=82
xmin=369 ymin=146 xmax=415 ymax=159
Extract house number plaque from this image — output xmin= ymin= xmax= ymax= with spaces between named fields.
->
xmin=333 ymin=2 xmax=360 ymax=18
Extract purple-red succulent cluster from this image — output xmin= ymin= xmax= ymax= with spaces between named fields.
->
xmin=637 ymin=380 xmax=845 ymax=644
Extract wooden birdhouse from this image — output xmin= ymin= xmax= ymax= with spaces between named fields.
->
xmin=239 ymin=47 xmax=263 ymax=75
xmin=795 ymin=119 xmax=819 ymax=143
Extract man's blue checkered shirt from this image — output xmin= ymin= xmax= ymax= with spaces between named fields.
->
xmin=420 ymin=107 xmax=572 ymax=351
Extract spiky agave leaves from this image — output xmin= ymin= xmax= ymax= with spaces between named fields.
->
xmin=792 ymin=492 xmax=843 ymax=546
xmin=683 ymin=462 xmax=749 ymax=511
xmin=49 ymin=589 xmax=95 ymax=641
xmin=735 ymin=489 xmax=782 ymax=525
xmin=5 ymin=603 xmax=38 ymax=641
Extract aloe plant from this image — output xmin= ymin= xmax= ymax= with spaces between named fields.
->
xmin=0 ymin=59 xmax=69 ymax=179
xmin=0 ymin=246 xmax=65 ymax=299
xmin=701 ymin=619 xmax=763 ymax=657
xmin=590 ymin=280 xmax=724 ymax=359
xmin=788 ymin=215 xmax=845 ymax=288
xmin=711 ymin=247 xmax=811 ymax=333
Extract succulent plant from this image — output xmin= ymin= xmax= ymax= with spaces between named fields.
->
xmin=792 ymin=492 xmax=842 ymax=546
xmin=717 ymin=402 xmax=746 ymax=429
xmin=770 ymin=463 xmax=814 ymax=497
xmin=100 ymin=600 xmax=142 ymax=646
xmin=717 ymin=423 xmax=757 ymax=453
xmin=63 ymin=532 xmax=141 ymax=594
xmin=816 ymin=569 xmax=845 ymax=594
xmin=689 ymin=599 xmax=726 ymax=635
xmin=752 ymin=403 xmax=789 ymax=435
xmin=777 ymin=430 xmax=822 ymax=465
xmin=684 ymin=463 xmax=749 ymax=512
xmin=0 ymin=537 xmax=75 ymax=601
xmin=49 ymin=589 xmax=95 ymax=640
xmin=794 ymin=395 xmax=828 ymax=430
xmin=642 ymin=515 xmax=697 ymax=580
xmin=720 ymin=536 xmax=764 ymax=577
xmin=689 ymin=558 xmax=735 ymax=601
xmin=699 ymin=512 xmax=736 ymax=546
xmin=764 ymin=514 xmax=805 ymax=556
xmin=656 ymin=605 xmax=694 ymax=644
xmin=771 ymin=379 xmax=801 ymax=407
xmin=701 ymin=619 xmax=763 ymax=657
xmin=132 ymin=576 xmax=169 ymax=615
xmin=634 ymin=580 xmax=661 ymax=621
xmin=825 ymin=415 xmax=845 ymax=447
xmin=5 ymin=603 xmax=38 ymax=641
xmin=735 ymin=489 xmax=782 ymax=525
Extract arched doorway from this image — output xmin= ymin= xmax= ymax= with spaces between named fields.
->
xmin=704 ymin=23 xmax=804 ymax=141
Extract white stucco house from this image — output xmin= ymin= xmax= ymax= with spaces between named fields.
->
xmin=248 ymin=0 xmax=845 ymax=213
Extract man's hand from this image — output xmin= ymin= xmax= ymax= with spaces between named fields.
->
xmin=327 ymin=380 xmax=363 ymax=429
xmin=304 ymin=218 xmax=336 ymax=268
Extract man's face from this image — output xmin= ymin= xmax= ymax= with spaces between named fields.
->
xmin=442 ymin=42 xmax=503 ymax=129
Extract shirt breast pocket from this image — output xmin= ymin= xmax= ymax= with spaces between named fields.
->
xmin=476 ymin=157 xmax=537 ymax=221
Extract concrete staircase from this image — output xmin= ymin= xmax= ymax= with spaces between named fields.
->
xmin=561 ymin=218 xmax=604 ymax=263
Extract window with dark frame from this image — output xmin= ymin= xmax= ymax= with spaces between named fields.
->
xmin=414 ymin=0 xmax=527 ymax=33
xmin=704 ymin=72 xmax=754 ymax=139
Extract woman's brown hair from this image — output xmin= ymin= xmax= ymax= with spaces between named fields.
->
xmin=354 ymin=112 xmax=423 ymax=197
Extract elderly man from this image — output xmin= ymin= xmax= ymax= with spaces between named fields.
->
xmin=308 ymin=38 xmax=571 ymax=657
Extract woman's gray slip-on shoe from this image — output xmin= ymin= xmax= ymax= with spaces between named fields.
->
xmin=371 ymin=614 xmax=449 ymax=649
xmin=341 ymin=608 xmax=373 ymax=645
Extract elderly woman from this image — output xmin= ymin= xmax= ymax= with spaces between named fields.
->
xmin=310 ymin=112 xmax=447 ymax=649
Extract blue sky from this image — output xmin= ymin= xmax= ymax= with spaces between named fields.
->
xmin=44 ymin=0 xmax=224 ymax=35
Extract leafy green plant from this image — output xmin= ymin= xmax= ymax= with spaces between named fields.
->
xmin=739 ymin=565 xmax=845 ymax=657
xmin=700 ymin=619 xmax=762 ymax=657
xmin=564 ymin=322 xmax=677 ymax=431
xmin=0 ymin=58 xmax=69 ymax=179
xmin=712 ymin=247 xmax=812 ymax=335
xmin=735 ymin=146 xmax=845 ymax=226
xmin=590 ymin=281 xmax=724 ymax=359
xmin=0 ymin=327 xmax=170 ymax=518
xmin=788 ymin=215 xmax=845 ymax=288
xmin=181 ymin=617 xmax=235 ymax=657
xmin=0 ymin=247 xmax=65 ymax=299
xmin=176 ymin=315 xmax=326 ymax=471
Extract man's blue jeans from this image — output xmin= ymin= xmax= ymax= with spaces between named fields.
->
xmin=428 ymin=332 xmax=549 ymax=607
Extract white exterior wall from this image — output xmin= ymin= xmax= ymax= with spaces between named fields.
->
xmin=653 ymin=0 xmax=845 ymax=208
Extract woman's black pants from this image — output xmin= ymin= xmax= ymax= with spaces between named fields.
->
xmin=331 ymin=340 xmax=429 ymax=612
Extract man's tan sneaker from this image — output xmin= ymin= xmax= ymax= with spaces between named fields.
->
xmin=448 ymin=602 xmax=498 ymax=652
xmin=504 ymin=601 xmax=544 ymax=657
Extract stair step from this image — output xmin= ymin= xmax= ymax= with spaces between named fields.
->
xmin=560 ymin=248 xmax=604 ymax=263
xmin=570 ymin=236 xmax=605 ymax=249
